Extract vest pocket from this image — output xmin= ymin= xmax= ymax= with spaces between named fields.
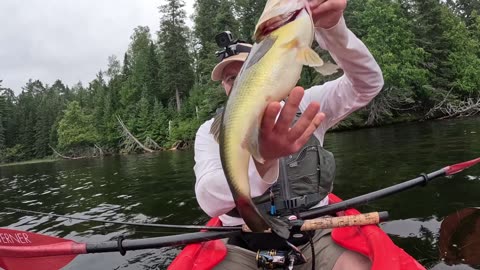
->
xmin=286 ymin=145 xmax=320 ymax=195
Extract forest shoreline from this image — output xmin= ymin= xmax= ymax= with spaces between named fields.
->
xmin=2 ymin=114 xmax=476 ymax=167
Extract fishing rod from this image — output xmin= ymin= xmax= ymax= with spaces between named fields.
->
xmin=4 ymin=207 xmax=240 ymax=231
xmin=5 ymin=207 xmax=387 ymax=233
xmin=0 ymin=157 xmax=478 ymax=270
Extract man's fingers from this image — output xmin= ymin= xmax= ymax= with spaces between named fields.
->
xmin=309 ymin=0 xmax=327 ymax=10
xmin=261 ymin=102 xmax=281 ymax=133
xmin=274 ymin=87 xmax=304 ymax=133
xmin=293 ymin=113 xmax=325 ymax=149
xmin=286 ymin=103 xmax=321 ymax=141
xmin=311 ymin=1 xmax=334 ymax=15
xmin=311 ymin=0 xmax=345 ymax=15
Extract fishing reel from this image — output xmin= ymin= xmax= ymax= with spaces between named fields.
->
xmin=256 ymin=244 xmax=307 ymax=270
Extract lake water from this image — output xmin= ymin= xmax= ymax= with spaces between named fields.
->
xmin=0 ymin=117 xmax=479 ymax=269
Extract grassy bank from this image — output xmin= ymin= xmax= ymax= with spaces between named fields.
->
xmin=0 ymin=158 xmax=59 ymax=167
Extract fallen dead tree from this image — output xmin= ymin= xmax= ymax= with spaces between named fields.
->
xmin=116 ymin=115 xmax=154 ymax=153
xmin=426 ymin=91 xmax=480 ymax=120
xmin=169 ymin=140 xmax=190 ymax=151
xmin=437 ymin=98 xmax=480 ymax=119
xmin=49 ymin=144 xmax=104 ymax=160
xmin=144 ymin=137 xmax=164 ymax=151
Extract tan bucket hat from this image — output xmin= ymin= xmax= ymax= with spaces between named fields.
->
xmin=211 ymin=43 xmax=252 ymax=81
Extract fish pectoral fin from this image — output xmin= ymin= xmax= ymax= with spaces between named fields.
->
xmin=281 ymin=38 xmax=300 ymax=49
xmin=242 ymin=118 xmax=265 ymax=164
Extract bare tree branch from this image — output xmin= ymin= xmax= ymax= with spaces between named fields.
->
xmin=116 ymin=115 xmax=154 ymax=153
xmin=49 ymin=144 xmax=88 ymax=160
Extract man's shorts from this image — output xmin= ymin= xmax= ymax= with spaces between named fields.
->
xmin=214 ymin=229 xmax=346 ymax=270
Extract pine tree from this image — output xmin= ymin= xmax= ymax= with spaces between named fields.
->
xmin=193 ymin=0 xmax=239 ymax=83
xmin=57 ymin=101 xmax=98 ymax=150
xmin=411 ymin=0 xmax=454 ymax=96
xmin=344 ymin=0 xmax=428 ymax=124
xmin=151 ymin=99 xmax=170 ymax=145
xmin=136 ymin=93 xmax=152 ymax=142
xmin=0 ymin=81 xmax=6 ymax=153
xmin=447 ymin=0 xmax=480 ymax=26
xmin=442 ymin=8 xmax=480 ymax=94
xmin=158 ymin=0 xmax=195 ymax=112
xmin=234 ymin=0 xmax=268 ymax=43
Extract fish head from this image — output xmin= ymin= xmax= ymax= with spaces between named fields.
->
xmin=253 ymin=0 xmax=313 ymax=42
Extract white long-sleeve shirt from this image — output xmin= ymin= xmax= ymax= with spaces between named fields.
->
xmin=194 ymin=17 xmax=384 ymax=226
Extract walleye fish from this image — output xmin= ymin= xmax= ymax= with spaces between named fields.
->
xmin=217 ymin=0 xmax=338 ymax=234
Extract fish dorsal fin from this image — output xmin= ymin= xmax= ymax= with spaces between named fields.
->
xmin=244 ymin=36 xmax=277 ymax=70
xmin=210 ymin=112 xmax=222 ymax=143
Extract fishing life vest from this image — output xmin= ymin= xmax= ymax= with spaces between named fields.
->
xmin=226 ymin=111 xmax=335 ymax=218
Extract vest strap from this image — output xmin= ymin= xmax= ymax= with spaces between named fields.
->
xmin=226 ymin=193 xmax=322 ymax=218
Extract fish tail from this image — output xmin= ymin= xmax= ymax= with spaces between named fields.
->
xmin=235 ymin=194 xmax=270 ymax=232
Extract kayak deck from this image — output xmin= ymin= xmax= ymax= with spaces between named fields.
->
xmin=169 ymin=193 xmax=425 ymax=270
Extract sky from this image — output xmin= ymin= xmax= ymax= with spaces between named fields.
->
xmin=0 ymin=0 xmax=195 ymax=95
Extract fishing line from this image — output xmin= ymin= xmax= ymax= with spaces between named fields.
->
xmin=5 ymin=207 xmax=241 ymax=231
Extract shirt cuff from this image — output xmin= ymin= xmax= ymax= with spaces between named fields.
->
xmin=250 ymin=158 xmax=279 ymax=186
xmin=261 ymin=159 xmax=279 ymax=184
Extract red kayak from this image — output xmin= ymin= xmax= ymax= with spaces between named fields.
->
xmin=169 ymin=193 xmax=425 ymax=270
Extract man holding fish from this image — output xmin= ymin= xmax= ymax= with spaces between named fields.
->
xmin=194 ymin=0 xmax=384 ymax=269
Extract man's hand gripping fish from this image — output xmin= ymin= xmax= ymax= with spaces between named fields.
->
xmin=218 ymin=0 xmax=338 ymax=235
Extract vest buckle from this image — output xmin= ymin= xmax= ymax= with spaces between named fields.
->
xmin=284 ymin=195 xmax=307 ymax=209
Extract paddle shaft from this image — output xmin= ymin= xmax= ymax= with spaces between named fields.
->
xmin=85 ymin=230 xmax=241 ymax=254
xmin=299 ymin=168 xmax=446 ymax=219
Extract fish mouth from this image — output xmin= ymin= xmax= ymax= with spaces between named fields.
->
xmin=254 ymin=8 xmax=304 ymax=41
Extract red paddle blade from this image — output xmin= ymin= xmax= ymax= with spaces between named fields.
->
xmin=445 ymin=157 xmax=480 ymax=176
xmin=0 ymin=228 xmax=86 ymax=270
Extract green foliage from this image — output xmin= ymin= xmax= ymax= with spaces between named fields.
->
xmin=447 ymin=0 xmax=480 ymax=26
xmin=233 ymin=0 xmax=268 ymax=43
xmin=57 ymin=101 xmax=98 ymax=149
xmin=0 ymin=114 xmax=5 ymax=153
xmin=150 ymin=99 xmax=170 ymax=144
xmin=0 ymin=81 xmax=6 ymax=152
xmin=0 ymin=145 xmax=25 ymax=163
xmin=346 ymin=0 xmax=428 ymax=124
xmin=193 ymin=0 xmax=239 ymax=83
xmin=169 ymin=118 xmax=202 ymax=143
xmin=442 ymin=8 xmax=480 ymax=94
